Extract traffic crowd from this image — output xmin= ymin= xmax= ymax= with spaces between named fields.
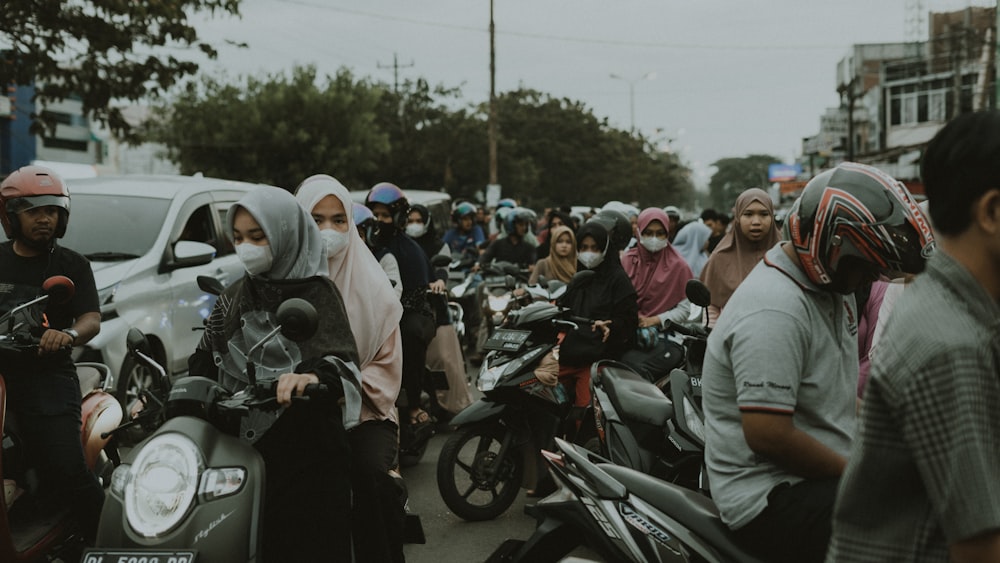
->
xmin=0 ymin=109 xmax=998 ymax=562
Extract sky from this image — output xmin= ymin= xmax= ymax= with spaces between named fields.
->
xmin=190 ymin=0 xmax=992 ymax=189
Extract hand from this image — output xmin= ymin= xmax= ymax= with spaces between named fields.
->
xmin=276 ymin=372 xmax=320 ymax=406
xmin=638 ymin=316 xmax=661 ymax=329
xmin=429 ymin=279 xmax=447 ymax=294
xmin=591 ymin=320 xmax=612 ymax=343
xmin=38 ymin=328 xmax=73 ymax=356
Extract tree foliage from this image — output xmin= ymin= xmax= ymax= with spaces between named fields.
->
xmin=145 ymin=66 xmax=388 ymax=189
xmin=1 ymin=0 xmax=241 ymax=138
xmin=708 ymin=154 xmax=781 ymax=210
xmin=146 ymin=65 xmax=695 ymax=208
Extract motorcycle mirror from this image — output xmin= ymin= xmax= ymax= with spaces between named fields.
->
xmin=197 ymin=275 xmax=225 ymax=296
xmin=42 ymin=275 xmax=75 ymax=304
xmin=505 ymin=274 xmax=516 ymax=288
xmin=567 ymin=269 xmax=595 ymax=289
xmin=276 ymin=298 xmax=319 ymax=342
xmin=430 ymin=254 xmax=452 ymax=268
xmin=685 ymin=279 xmax=712 ymax=308
xmin=126 ymin=327 xmax=153 ymax=357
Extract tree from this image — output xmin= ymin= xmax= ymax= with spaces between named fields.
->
xmin=708 ymin=154 xmax=780 ymax=210
xmin=1 ymin=0 xmax=241 ymax=138
xmin=145 ymin=65 xmax=389 ymax=189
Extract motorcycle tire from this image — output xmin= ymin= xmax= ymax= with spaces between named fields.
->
xmin=436 ymin=425 xmax=524 ymax=521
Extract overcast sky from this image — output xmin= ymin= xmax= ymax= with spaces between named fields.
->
xmin=191 ymin=0 xmax=990 ymax=189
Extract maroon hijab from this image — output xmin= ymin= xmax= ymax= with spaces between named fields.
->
xmin=622 ymin=208 xmax=693 ymax=317
xmin=700 ymin=188 xmax=779 ymax=309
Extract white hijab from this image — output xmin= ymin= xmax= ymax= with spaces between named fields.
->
xmin=295 ymin=175 xmax=403 ymax=367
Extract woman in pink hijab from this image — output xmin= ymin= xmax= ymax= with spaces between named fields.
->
xmin=619 ymin=207 xmax=694 ymax=380
xmin=700 ymin=188 xmax=780 ymax=326
xmin=295 ymin=174 xmax=406 ymax=562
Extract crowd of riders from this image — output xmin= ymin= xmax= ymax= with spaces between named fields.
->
xmin=3 ymin=109 xmax=1000 ymax=562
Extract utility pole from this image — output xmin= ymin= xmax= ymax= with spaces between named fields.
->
xmin=377 ymin=53 xmax=414 ymax=95
xmin=488 ymin=0 xmax=499 ymax=187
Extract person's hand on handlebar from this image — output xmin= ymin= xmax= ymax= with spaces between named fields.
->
xmin=38 ymin=328 xmax=73 ymax=356
xmin=638 ymin=316 xmax=661 ymax=329
xmin=592 ymin=320 xmax=612 ymax=343
xmin=429 ymin=280 xmax=447 ymax=294
xmin=276 ymin=372 xmax=320 ymax=406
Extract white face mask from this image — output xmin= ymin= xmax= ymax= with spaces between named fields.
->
xmin=640 ymin=236 xmax=669 ymax=253
xmin=320 ymin=228 xmax=350 ymax=258
xmin=578 ymin=250 xmax=605 ymax=270
xmin=235 ymin=243 xmax=273 ymax=275
xmin=405 ymin=223 xmax=427 ymax=238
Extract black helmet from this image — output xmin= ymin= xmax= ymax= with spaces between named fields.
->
xmin=786 ymin=162 xmax=935 ymax=287
xmin=589 ymin=209 xmax=632 ymax=252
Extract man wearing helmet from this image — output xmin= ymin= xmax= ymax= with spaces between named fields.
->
xmin=701 ymin=162 xmax=933 ymax=563
xmin=478 ymin=206 xmax=537 ymax=270
xmin=0 ymin=166 xmax=104 ymax=540
xmin=829 ymin=111 xmax=1000 ymax=562
xmin=443 ymin=202 xmax=485 ymax=264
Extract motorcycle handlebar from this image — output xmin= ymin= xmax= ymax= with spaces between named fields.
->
xmin=664 ymin=319 xmax=708 ymax=339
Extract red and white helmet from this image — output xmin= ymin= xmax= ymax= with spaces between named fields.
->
xmin=0 ymin=165 xmax=71 ymax=238
xmin=786 ymin=162 xmax=934 ymax=287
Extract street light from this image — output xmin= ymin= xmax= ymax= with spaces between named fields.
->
xmin=609 ymin=71 xmax=656 ymax=133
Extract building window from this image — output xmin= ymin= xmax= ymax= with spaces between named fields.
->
xmin=41 ymin=137 xmax=88 ymax=152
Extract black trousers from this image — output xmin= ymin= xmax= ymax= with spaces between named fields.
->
xmin=349 ymin=420 xmax=406 ymax=563
xmin=620 ymin=338 xmax=686 ymax=382
xmin=398 ymin=310 xmax=436 ymax=412
xmin=732 ymin=477 xmax=839 ymax=563
xmin=7 ymin=364 xmax=104 ymax=541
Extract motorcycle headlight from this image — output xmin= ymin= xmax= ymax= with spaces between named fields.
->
xmin=477 ymin=362 xmax=505 ymax=392
xmin=682 ymin=396 xmax=705 ymax=444
xmin=488 ymin=294 xmax=512 ymax=313
xmin=125 ymin=433 xmax=202 ymax=537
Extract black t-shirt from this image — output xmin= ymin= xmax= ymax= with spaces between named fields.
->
xmin=479 ymin=237 xmax=536 ymax=269
xmin=0 ymin=241 xmax=99 ymax=330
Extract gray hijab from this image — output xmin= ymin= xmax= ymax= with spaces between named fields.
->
xmin=227 ymin=186 xmax=327 ymax=280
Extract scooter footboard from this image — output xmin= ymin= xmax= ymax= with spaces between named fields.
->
xmin=96 ymin=417 xmax=267 ymax=562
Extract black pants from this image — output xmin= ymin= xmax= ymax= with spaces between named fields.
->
xmin=7 ymin=364 xmax=105 ymax=541
xmin=732 ymin=477 xmax=839 ymax=563
xmin=349 ymin=420 xmax=406 ymax=563
xmin=398 ymin=310 xmax=436 ymax=412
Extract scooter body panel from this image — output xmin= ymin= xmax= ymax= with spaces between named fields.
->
xmin=449 ymin=398 xmax=506 ymax=427
xmin=97 ymin=416 xmax=266 ymax=562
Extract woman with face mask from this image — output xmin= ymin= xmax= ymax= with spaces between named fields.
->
xmin=619 ymin=208 xmax=695 ymax=380
xmin=700 ymin=187 xmax=780 ymax=327
xmin=188 ymin=186 xmax=362 ymax=562
xmin=293 ymin=175 xmax=408 ymax=562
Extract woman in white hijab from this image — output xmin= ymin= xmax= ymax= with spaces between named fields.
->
xmin=295 ymin=174 xmax=406 ymax=562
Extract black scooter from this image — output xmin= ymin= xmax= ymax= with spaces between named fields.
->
xmin=436 ymin=272 xmax=595 ymax=522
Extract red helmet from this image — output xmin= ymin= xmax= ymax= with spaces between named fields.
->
xmin=786 ymin=162 xmax=934 ymax=287
xmin=0 ymin=166 xmax=71 ymax=238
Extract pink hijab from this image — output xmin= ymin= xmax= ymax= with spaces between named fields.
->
xmin=622 ymin=208 xmax=693 ymax=317
xmin=700 ymin=188 xmax=780 ymax=309
xmin=294 ymin=175 xmax=402 ymax=367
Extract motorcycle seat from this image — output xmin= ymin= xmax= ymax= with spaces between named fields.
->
xmin=601 ymin=365 xmax=672 ymax=427
xmin=598 ymin=463 xmax=768 ymax=563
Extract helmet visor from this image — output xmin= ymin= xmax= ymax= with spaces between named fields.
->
xmin=7 ymin=195 xmax=70 ymax=215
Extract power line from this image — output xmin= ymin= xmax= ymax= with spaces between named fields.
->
xmin=274 ymin=0 xmax=850 ymax=52
xmin=377 ymin=53 xmax=415 ymax=94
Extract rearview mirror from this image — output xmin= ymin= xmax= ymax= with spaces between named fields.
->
xmin=126 ymin=327 xmax=152 ymax=357
xmin=685 ymin=279 xmax=712 ymax=308
xmin=42 ymin=275 xmax=75 ymax=305
xmin=276 ymin=298 xmax=319 ymax=342
xmin=430 ymin=254 xmax=452 ymax=268
xmin=169 ymin=241 xmax=216 ymax=270
xmin=197 ymin=276 xmax=225 ymax=296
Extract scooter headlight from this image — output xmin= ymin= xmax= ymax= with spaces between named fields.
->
xmin=682 ymin=396 xmax=705 ymax=444
xmin=477 ymin=362 xmax=504 ymax=392
xmin=125 ymin=432 xmax=202 ymax=537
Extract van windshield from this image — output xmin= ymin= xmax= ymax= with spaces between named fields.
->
xmin=61 ymin=194 xmax=171 ymax=260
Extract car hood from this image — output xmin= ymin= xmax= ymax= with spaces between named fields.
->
xmin=91 ymin=259 xmax=141 ymax=290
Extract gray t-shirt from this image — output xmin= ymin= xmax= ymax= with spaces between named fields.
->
xmin=702 ymin=242 xmax=857 ymax=529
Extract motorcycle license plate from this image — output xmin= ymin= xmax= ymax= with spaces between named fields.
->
xmin=483 ymin=328 xmax=531 ymax=352
xmin=81 ymin=549 xmax=197 ymax=563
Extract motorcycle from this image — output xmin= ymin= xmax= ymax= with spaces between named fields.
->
xmin=88 ymin=293 xmax=346 ymax=562
xmin=590 ymin=280 xmax=712 ymax=485
xmin=436 ymin=272 xmax=595 ymax=522
xmin=472 ymin=260 xmax=531 ymax=359
xmin=0 ymin=276 xmax=122 ymax=562
xmin=487 ymin=437 xmax=767 ymax=563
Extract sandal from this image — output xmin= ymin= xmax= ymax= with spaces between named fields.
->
xmin=409 ymin=409 xmax=434 ymax=426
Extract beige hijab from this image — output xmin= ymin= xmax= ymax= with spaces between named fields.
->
xmin=700 ymin=188 xmax=780 ymax=309
xmin=295 ymin=175 xmax=402 ymax=367
xmin=544 ymin=225 xmax=577 ymax=283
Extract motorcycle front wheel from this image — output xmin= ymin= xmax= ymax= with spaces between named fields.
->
xmin=437 ymin=424 xmax=524 ymax=521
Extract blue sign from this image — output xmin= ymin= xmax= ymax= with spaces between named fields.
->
xmin=768 ymin=163 xmax=802 ymax=182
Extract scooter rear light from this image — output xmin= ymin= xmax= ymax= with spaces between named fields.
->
xmin=199 ymin=467 xmax=246 ymax=501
